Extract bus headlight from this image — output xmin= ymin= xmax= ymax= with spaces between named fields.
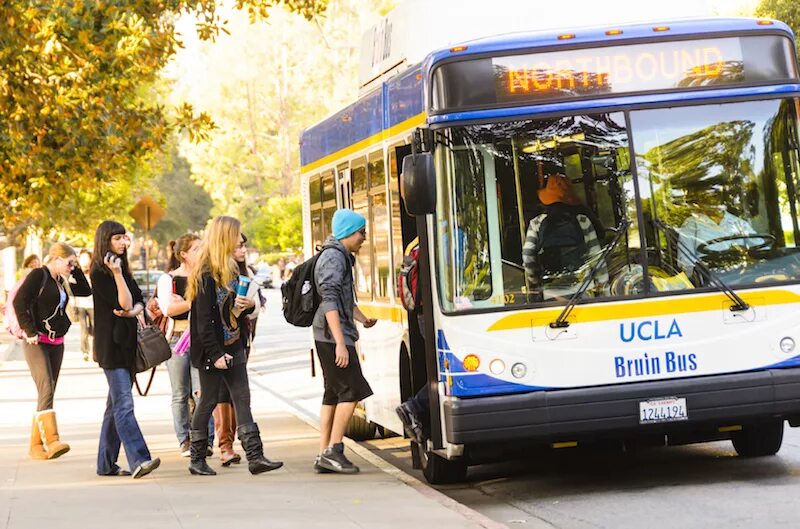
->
xmin=511 ymin=362 xmax=527 ymax=378
xmin=489 ymin=359 xmax=506 ymax=375
xmin=780 ymin=337 xmax=795 ymax=354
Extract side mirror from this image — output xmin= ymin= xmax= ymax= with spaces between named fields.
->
xmin=401 ymin=153 xmax=436 ymax=215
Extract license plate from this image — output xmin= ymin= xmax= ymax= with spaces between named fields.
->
xmin=639 ymin=397 xmax=688 ymax=424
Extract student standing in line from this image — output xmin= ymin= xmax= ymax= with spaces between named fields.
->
xmin=22 ymin=254 xmax=41 ymax=277
xmin=14 ymin=243 xmax=92 ymax=460
xmin=313 ymin=208 xmax=376 ymax=474
xmin=91 ymin=221 xmax=160 ymax=479
xmin=185 ymin=216 xmax=282 ymax=476
xmin=75 ymin=249 xmax=95 ymax=362
xmin=210 ymin=232 xmax=263 ymax=467
xmin=158 ymin=234 xmax=215 ymax=458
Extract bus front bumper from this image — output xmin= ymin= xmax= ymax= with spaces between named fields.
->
xmin=443 ymin=369 xmax=800 ymax=445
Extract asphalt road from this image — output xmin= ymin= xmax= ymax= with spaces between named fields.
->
xmin=253 ymin=289 xmax=800 ymax=529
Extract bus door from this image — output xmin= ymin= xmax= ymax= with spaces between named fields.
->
xmin=337 ymin=163 xmax=351 ymax=209
xmin=395 ymin=142 xmax=444 ymax=449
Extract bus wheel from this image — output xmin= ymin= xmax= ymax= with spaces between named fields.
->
xmin=731 ymin=419 xmax=784 ymax=457
xmin=345 ymin=414 xmax=377 ymax=441
xmin=411 ymin=442 xmax=467 ymax=484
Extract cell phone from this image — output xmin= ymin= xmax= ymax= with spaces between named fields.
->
xmin=105 ymin=252 xmax=115 ymax=261
xmin=225 ymin=356 xmax=233 ymax=369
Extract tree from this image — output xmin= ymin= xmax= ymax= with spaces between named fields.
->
xmin=132 ymin=148 xmax=215 ymax=245
xmin=756 ymin=1 xmax=800 ymax=55
xmin=250 ymin=195 xmax=303 ymax=252
xmin=173 ymin=0 xmax=394 ymax=251
xmin=0 ymin=0 xmax=327 ymax=247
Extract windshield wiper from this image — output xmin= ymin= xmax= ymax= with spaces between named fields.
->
xmin=550 ymin=218 xmax=631 ymax=329
xmin=652 ymin=220 xmax=749 ymax=312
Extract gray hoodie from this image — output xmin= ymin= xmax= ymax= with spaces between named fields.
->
xmin=312 ymin=236 xmax=359 ymax=345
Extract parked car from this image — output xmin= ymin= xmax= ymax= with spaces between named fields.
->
xmin=252 ymin=263 xmax=273 ymax=289
xmin=131 ymin=270 xmax=163 ymax=301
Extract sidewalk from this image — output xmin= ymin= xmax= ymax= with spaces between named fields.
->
xmin=0 ymin=335 xmax=494 ymax=529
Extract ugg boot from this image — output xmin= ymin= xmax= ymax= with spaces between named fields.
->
xmin=36 ymin=410 xmax=70 ymax=459
xmin=213 ymin=403 xmax=241 ymax=467
xmin=29 ymin=415 xmax=48 ymax=460
xmin=188 ymin=429 xmax=216 ymax=476
xmin=237 ymin=423 xmax=283 ymax=475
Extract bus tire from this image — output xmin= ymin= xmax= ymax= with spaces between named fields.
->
xmin=731 ymin=419 xmax=784 ymax=457
xmin=411 ymin=442 xmax=467 ymax=484
xmin=345 ymin=414 xmax=377 ymax=441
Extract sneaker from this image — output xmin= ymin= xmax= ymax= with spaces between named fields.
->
xmin=395 ymin=402 xmax=424 ymax=444
xmin=313 ymin=455 xmax=333 ymax=473
xmin=132 ymin=458 xmax=161 ymax=479
xmin=318 ymin=443 xmax=359 ymax=474
xmin=180 ymin=441 xmax=191 ymax=458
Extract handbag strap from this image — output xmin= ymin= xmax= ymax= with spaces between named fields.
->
xmin=133 ymin=367 xmax=157 ymax=397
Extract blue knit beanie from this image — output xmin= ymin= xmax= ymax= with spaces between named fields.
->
xmin=332 ymin=208 xmax=366 ymax=240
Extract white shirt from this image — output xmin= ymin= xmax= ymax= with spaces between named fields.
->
xmin=677 ymin=211 xmax=756 ymax=274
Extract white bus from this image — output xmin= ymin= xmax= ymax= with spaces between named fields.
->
xmin=300 ymin=9 xmax=800 ymax=483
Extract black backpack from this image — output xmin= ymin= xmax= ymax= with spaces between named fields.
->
xmin=534 ymin=208 xmax=588 ymax=279
xmin=281 ymin=245 xmax=349 ymax=327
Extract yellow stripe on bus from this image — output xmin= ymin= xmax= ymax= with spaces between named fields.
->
xmin=358 ymin=302 xmax=406 ymax=323
xmin=300 ymin=112 xmax=427 ymax=174
xmin=486 ymin=289 xmax=800 ymax=332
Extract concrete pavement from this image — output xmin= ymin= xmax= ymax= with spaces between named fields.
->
xmin=0 ymin=331 xmax=500 ymax=529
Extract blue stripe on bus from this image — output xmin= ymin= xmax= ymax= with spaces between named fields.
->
xmin=300 ymin=66 xmax=424 ymax=168
xmin=428 ymin=84 xmax=800 ymax=126
xmin=426 ymin=18 xmax=794 ymax=65
xmin=300 ymin=88 xmax=384 ymax=167
xmin=386 ymin=66 xmax=424 ymax=128
xmin=437 ymin=330 xmax=549 ymax=397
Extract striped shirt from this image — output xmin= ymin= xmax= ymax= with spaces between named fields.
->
xmin=522 ymin=213 xmax=609 ymax=298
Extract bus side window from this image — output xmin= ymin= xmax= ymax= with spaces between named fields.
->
xmin=369 ymin=150 xmax=391 ymax=301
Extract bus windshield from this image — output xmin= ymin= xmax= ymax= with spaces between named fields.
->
xmin=434 ymin=98 xmax=800 ymax=313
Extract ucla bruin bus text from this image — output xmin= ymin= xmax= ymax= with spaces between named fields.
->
xmin=614 ymin=318 xmax=698 ymax=378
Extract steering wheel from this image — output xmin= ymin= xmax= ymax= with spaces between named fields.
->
xmin=696 ymin=233 xmax=775 ymax=255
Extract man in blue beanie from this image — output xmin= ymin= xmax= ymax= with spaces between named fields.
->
xmin=312 ymin=208 xmax=377 ymax=474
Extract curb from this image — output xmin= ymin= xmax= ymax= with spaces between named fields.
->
xmin=248 ymin=370 xmax=510 ymax=529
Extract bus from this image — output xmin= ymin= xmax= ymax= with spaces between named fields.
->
xmin=300 ymin=12 xmax=800 ymax=484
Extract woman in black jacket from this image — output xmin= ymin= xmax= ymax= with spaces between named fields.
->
xmin=91 ymin=221 xmax=160 ymax=479
xmin=14 ymin=242 xmax=91 ymax=460
xmin=185 ymin=215 xmax=282 ymax=476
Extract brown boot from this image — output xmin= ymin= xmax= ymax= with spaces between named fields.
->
xmin=29 ymin=415 xmax=48 ymax=460
xmin=37 ymin=410 xmax=70 ymax=459
xmin=213 ymin=403 xmax=241 ymax=466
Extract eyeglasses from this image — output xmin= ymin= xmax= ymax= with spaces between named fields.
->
xmin=65 ymin=260 xmax=77 ymax=269
xmin=357 ymin=228 xmax=367 ymax=237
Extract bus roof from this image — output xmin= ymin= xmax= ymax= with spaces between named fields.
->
xmin=301 ymin=16 xmax=795 ymax=172
xmin=426 ymin=17 xmax=794 ymax=66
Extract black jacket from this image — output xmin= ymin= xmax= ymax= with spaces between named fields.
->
xmin=189 ymin=273 xmax=251 ymax=370
xmin=91 ymin=268 xmax=143 ymax=370
xmin=13 ymin=266 xmax=91 ymax=339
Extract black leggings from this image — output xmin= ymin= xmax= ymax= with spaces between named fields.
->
xmin=191 ymin=362 xmax=253 ymax=432
xmin=23 ymin=342 xmax=65 ymax=411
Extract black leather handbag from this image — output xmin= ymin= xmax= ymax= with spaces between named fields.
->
xmin=134 ymin=317 xmax=172 ymax=374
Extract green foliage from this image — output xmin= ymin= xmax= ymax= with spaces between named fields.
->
xmin=174 ymin=0 xmax=394 ymax=250
xmin=0 ymin=0 xmax=327 ymax=246
xmin=132 ymin=148 xmax=214 ymax=244
xmin=249 ymin=195 xmax=303 ymax=252
xmin=756 ymin=0 xmax=800 ymax=54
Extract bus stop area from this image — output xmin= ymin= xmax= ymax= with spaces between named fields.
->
xmin=0 ymin=330 xmax=503 ymax=529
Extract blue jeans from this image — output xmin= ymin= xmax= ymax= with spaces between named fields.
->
xmin=97 ymin=368 xmax=151 ymax=475
xmin=165 ymin=348 xmax=214 ymax=445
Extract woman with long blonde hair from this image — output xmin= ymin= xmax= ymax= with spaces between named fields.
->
xmin=186 ymin=216 xmax=283 ymax=476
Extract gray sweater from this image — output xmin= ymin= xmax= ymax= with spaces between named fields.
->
xmin=312 ymin=236 xmax=359 ymax=345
